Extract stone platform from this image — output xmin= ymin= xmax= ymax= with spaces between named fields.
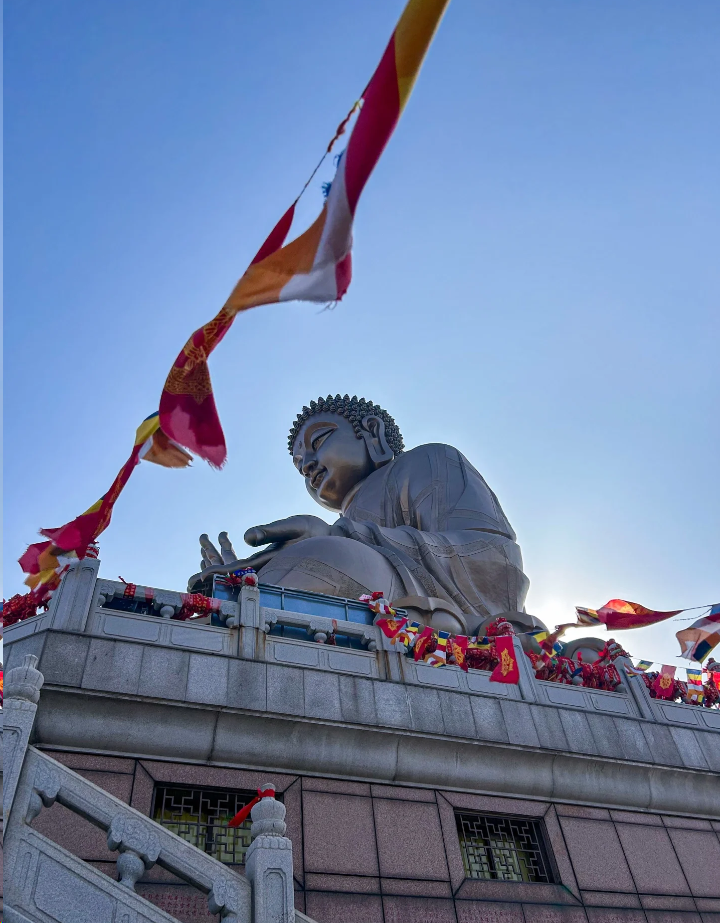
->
xmin=4 ymin=557 xmax=720 ymax=922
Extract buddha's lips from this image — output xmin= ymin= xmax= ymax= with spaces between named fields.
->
xmin=310 ymin=469 xmax=326 ymax=490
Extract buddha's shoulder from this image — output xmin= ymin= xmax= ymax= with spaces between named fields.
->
xmin=392 ymin=443 xmax=467 ymax=471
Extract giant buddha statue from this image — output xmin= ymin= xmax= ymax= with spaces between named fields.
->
xmin=190 ymin=395 xmax=531 ymax=636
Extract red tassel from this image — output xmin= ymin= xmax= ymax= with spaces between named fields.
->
xmin=228 ymin=788 xmax=275 ymax=828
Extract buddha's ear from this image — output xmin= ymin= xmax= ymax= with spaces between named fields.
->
xmin=360 ymin=415 xmax=394 ymax=467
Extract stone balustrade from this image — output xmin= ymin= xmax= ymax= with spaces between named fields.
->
xmin=4 ymin=559 xmax=720 ymax=738
xmin=2 ymin=653 xmax=304 ymax=923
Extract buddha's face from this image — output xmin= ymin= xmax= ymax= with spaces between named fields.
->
xmin=292 ymin=415 xmax=384 ymax=511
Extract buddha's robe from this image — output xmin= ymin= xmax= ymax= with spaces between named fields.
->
xmin=258 ymin=444 xmax=529 ymax=630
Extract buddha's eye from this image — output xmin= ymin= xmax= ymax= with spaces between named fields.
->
xmin=311 ymin=428 xmax=333 ymax=451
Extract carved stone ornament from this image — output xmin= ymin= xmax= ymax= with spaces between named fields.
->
xmin=250 ymin=784 xmax=287 ymax=839
xmin=26 ymin=761 xmax=62 ymax=823
xmin=5 ymin=653 xmax=44 ymax=703
xmin=208 ymin=874 xmax=241 ymax=916
xmin=107 ymin=814 xmax=161 ymax=865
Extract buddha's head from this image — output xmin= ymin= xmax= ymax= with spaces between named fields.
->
xmin=289 ymin=395 xmax=404 ymax=512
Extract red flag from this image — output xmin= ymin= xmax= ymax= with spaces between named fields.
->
xmin=490 ymin=636 xmax=520 ymax=684
xmin=652 ymin=665 xmax=676 ymax=700
xmin=376 ymin=616 xmax=408 ymax=640
xmin=413 ymin=626 xmax=434 ymax=661
xmin=450 ymin=635 xmax=469 ymax=671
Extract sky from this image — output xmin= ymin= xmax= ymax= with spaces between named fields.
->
xmin=4 ymin=0 xmax=719 ymax=668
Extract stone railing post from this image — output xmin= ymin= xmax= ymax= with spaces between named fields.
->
xmin=45 ymin=555 xmax=101 ymax=632
xmin=3 ymin=654 xmax=45 ymax=826
xmin=244 ymin=782 xmax=295 ymax=923
xmin=616 ymin=656 xmax=654 ymax=719
xmin=513 ymin=635 xmax=538 ymax=702
xmin=236 ymin=581 xmax=261 ymax=659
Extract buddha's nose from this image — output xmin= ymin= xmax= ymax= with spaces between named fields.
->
xmin=301 ymin=454 xmax=317 ymax=478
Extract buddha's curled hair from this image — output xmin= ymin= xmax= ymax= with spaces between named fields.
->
xmin=288 ymin=394 xmax=404 ymax=456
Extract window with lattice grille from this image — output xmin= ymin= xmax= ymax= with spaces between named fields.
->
xmin=152 ymin=785 xmax=276 ymax=865
xmin=455 ymin=811 xmax=555 ymax=883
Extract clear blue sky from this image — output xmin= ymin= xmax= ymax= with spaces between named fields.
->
xmin=4 ymin=0 xmax=718 ymax=666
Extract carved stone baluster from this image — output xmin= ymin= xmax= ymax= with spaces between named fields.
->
xmin=26 ymin=762 xmax=61 ymax=824
xmin=107 ymin=815 xmax=161 ymax=891
xmin=3 ymin=654 xmax=46 ymax=826
xmin=208 ymin=873 xmax=247 ymax=922
xmin=244 ymin=782 xmax=295 ymax=923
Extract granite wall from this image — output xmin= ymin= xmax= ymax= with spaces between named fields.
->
xmin=32 ymin=749 xmax=720 ymax=923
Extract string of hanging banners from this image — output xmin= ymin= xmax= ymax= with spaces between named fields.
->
xmin=15 ymin=0 xmax=451 ymax=594
xmin=365 ymin=593 xmax=720 ymax=709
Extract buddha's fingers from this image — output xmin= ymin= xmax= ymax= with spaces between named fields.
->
xmin=199 ymin=533 xmax=222 ymax=565
xmin=218 ymin=531 xmax=237 ymax=564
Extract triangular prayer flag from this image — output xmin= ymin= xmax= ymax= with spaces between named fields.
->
xmin=425 ymin=630 xmax=450 ymax=667
xmin=413 ymin=626 xmax=435 ymax=662
xmin=376 ymin=616 xmax=408 ymax=641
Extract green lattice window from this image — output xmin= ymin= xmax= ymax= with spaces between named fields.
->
xmin=455 ymin=811 xmax=555 ymax=883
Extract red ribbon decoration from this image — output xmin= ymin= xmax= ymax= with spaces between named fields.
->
xmin=228 ymin=788 xmax=275 ymax=828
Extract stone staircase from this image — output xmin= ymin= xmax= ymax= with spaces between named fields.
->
xmin=2 ymin=654 xmax=312 ymax=923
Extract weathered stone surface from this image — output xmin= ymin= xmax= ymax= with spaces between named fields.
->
xmin=137 ymin=646 xmax=189 ymax=701
xmin=559 ymin=818 xmax=636 ymax=892
xmin=302 ymin=791 xmax=379 ymax=876
xmin=186 ymin=652 xmax=229 ymax=705
xmin=437 ymin=689 xmax=475 ymax=738
xmin=530 ymin=703 xmax=569 ymax=750
xmin=39 ymin=632 xmax=90 ymax=687
xmin=303 ymin=669 xmax=342 ymax=721
xmin=373 ymin=798 xmax=448 ymax=881
xmin=227 ymin=658 xmax=268 ymax=711
xmin=267 ymin=664 xmax=305 ymax=717
xmin=616 ymin=822 xmax=690 ymax=895
xmin=469 ymin=695 xmax=510 ymax=743
xmin=499 ymin=699 xmax=541 ymax=747
xmin=373 ymin=680 xmax=412 ymax=729
xmin=338 ymin=674 xmax=377 ymax=725
xmin=82 ymin=639 xmax=143 ymax=695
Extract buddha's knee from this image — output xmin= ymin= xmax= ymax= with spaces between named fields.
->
xmin=258 ymin=535 xmax=398 ymax=599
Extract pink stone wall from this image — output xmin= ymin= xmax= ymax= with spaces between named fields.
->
xmin=34 ymin=750 xmax=720 ymax=923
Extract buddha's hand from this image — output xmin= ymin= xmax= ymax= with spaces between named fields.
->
xmin=187 ymin=517 xmax=332 ymax=591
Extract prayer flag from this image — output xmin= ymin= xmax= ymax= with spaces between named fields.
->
xmin=652 ymin=665 xmax=676 ymax=700
xmin=376 ymin=616 xmax=409 ymax=640
xmin=490 ymin=636 xmax=520 ymax=684
xmin=396 ymin=620 xmax=422 ymax=650
xmin=624 ymin=660 xmax=653 ymax=676
xmin=20 ymin=414 xmax=191 ymax=582
xmin=159 ymin=0 xmax=451 ymax=465
xmin=676 ymin=605 xmax=720 ymax=663
xmin=450 ymin=635 xmax=469 ymax=671
xmin=576 ymin=599 xmax=682 ymax=631
xmin=413 ymin=626 xmax=435 ymax=662
xmin=425 ymin=630 xmax=450 ymax=666
xmin=686 ymin=668 xmax=704 ymax=704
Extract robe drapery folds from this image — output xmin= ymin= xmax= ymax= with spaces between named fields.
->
xmin=159 ymin=0 xmax=451 ymax=466
xmin=333 ymin=443 xmax=530 ymax=626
